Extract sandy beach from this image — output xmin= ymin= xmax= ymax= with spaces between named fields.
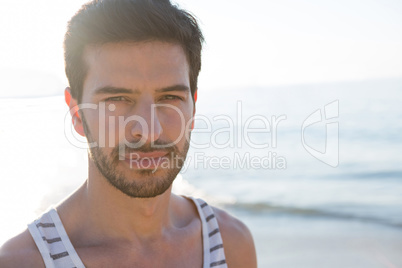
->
xmin=229 ymin=208 xmax=402 ymax=268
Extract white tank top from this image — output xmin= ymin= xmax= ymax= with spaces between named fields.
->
xmin=27 ymin=197 xmax=227 ymax=268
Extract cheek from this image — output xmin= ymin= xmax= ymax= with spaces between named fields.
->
xmin=82 ymin=110 xmax=100 ymax=134
xmin=86 ymin=110 xmax=122 ymax=148
xmin=159 ymin=106 xmax=193 ymax=136
xmin=103 ymin=113 xmax=132 ymax=148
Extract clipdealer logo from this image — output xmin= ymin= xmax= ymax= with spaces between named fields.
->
xmin=301 ymin=100 xmax=339 ymax=167
xmin=64 ymin=100 xmax=340 ymax=169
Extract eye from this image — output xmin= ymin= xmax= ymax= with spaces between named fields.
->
xmin=162 ymin=95 xmax=183 ymax=101
xmin=105 ymin=96 xmax=127 ymax=102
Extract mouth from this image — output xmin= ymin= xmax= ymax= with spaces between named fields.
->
xmin=120 ymin=151 xmax=170 ymax=170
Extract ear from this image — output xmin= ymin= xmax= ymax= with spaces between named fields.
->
xmin=191 ymin=90 xmax=197 ymax=130
xmin=65 ymin=87 xmax=86 ymax=137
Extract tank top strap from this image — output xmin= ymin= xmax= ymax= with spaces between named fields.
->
xmin=27 ymin=208 xmax=85 ymax=268
xmin=189 ymin=197 xmax=228 ymax=268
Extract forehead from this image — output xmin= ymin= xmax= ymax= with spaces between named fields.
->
xmin=82 ymin=41 xmax=190 ymax=96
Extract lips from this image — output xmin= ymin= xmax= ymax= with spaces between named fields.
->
xmin=120 ymin=151 xmax=170 ymax=170
xmin=123 ymin=151 xmax=169 ymax=159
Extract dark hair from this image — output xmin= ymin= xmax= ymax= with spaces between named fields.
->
xmin=64 ymin=0 xmax=204 ymax=103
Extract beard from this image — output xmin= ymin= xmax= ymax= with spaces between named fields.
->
xmin=82 ymin=115 xmax=190 ymax=198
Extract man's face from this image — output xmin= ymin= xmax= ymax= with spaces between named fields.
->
xmin=79 ymin=41 xmax=194 ymax=198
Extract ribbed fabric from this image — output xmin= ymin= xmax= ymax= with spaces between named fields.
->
xmin=27 ymin=197 xmax=227 ymax=268
xmin=27 ymin=209 xmax=84 ymax=268
xmin=189 ymin=197 xmax=228 ymax=268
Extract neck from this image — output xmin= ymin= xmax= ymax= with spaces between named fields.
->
xmin=89 ymin=176 xmax=174 ymax=238
xmin=60 ymin=160 xmax=180 ymax=244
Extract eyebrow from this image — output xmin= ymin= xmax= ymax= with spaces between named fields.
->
xmin=94 ymin=86 xmax=138 ymax=95
xmin=94 ymin=85 xmax=190 ymax=95
xmin=155 ymin=85 xmax=190 ymax=93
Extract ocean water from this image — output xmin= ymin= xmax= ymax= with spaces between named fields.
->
xmin=185 ymin=78 xmax=402 ymax=227
xmin=0 ymin=78 xmax=401 ymax=266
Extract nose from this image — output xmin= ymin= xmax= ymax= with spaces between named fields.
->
xmin=129 ymin=98 xmax=162 ymax=145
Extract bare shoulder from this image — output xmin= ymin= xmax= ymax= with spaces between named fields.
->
xmin=212 ymin=206 xmax=257 ymax=268
xmin=0 ymin=229 xmax=45 ymax=268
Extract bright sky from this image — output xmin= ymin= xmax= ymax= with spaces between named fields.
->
xmin=0 ymin=0 xmax=401 ymax=97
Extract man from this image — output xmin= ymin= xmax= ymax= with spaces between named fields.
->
xmin=0 ymin=0 xmax=257 ymax=267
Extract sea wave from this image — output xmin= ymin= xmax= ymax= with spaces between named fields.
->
xmin=221 ymin=201 xmax=402 ymax=229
